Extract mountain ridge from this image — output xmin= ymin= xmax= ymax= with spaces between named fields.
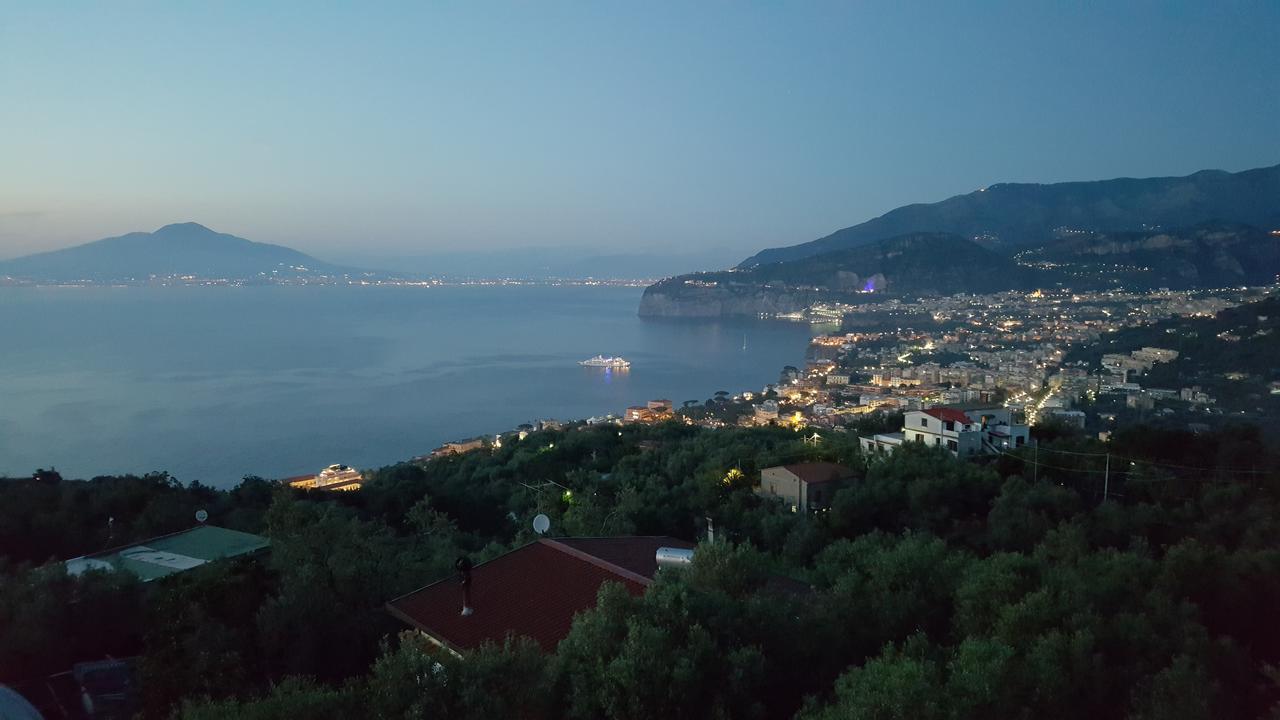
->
xmin=0 ymin=222 xmax=360 ymax=282
xmin=739 ymin=163 xmax=1280 ymax=267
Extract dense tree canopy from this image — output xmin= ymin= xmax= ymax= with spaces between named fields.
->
xmin=1 ymin=420 xmax=1278 ymax=718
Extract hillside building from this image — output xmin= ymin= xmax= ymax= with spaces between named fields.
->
xmin=860 ymin=406 xmax=1030 ymax=457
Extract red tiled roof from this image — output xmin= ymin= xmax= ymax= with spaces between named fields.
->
xmin=386 ymin=536 xmax=692 ymax=653
xmin=924 ymin=407 xmax=972 ymax=425
xmin=779 ymin=462 xmax=854 ymax=485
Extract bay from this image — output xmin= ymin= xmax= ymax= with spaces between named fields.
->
xmin=0 ymin=286 xmax=816 ymax=485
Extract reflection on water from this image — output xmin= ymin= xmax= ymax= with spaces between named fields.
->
xmin=0 ymin=286 xmax=816 ymax=485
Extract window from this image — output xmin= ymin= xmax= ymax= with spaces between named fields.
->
xmin=944 ymin=421 xmax=954 ymax=431
xmin=947 ymin=440 xmax=958 ymax=451
xmin=920 ymin=417 xmax=928 ymax=427
xmin=934 ymin=437 xmax=941 ymax=446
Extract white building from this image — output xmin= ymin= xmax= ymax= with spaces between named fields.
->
xmin=860 ymin=406 xmax=1030 ymax=457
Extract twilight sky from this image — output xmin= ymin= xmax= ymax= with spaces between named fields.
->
xmin=1 ymin=1 xmax=1277 ymax=262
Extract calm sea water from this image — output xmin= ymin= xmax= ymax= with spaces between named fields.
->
xmin=0 ymin=286 xmax=816 ymax=486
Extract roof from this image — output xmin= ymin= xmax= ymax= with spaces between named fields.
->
xmin=65 ymin=525 xmax=269 ymax=582
xmin=923 ymin=407 xmax=973 ymax=425
xmin=771 ymin=462 xmax=854 ymax=485
xmin=387 ymin=536 xmax=693 ymax=653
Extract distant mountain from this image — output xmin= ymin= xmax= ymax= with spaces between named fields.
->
xmin=0 ymin=223 xmax=359 ymax=282
xmin=639 ymin=233 xmax=1041 ymax=317
xmin=740 ymin=163 xmax=1280 ymax=267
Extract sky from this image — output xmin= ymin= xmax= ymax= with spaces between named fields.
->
xmin=1 ymin=1 xmax=1278 ymax=263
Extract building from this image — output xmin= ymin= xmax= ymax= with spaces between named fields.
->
xmin=1126 ymin=392 xmax=1155 ymax=410
xmin=646 ymin=399 xmax=673 ymax=412
xmin=757 ymin=462 xmax=854 ymax=513
xmin=1180 ymin=386 xmax=1216 ymax=405
xmin=387 ymin=536 xmax=694 ymax=654
xmin=1042 ymin=408 xmax=1086 ymax=428
xmin=753 ymin=399 xmax=780 ymax=424
xmin=860 ymin=406 xmax=1030 ymax=457
xmin=431 ymin=438 xmax=487 ymax=458
xmin=64 ymin=525 xmax=270 ymax=583
xmin=290 ymin=463 xmax=364 ymax=491
xmin=624 ymin=405 xmax=659 ymax=423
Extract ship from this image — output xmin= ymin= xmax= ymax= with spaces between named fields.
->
xmin=579 ymin=355 xmax=631 ymax=368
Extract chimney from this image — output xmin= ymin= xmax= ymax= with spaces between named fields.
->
xmin=456 ymin=556 xmax=474 ymax=616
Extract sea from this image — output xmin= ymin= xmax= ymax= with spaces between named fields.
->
xmin=0 ymin=285 xmax=818 ymax=486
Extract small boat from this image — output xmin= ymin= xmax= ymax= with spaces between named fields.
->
xmin=579 ymin=355 xmax=631 ymax=368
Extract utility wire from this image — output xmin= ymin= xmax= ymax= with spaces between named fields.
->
xmin=997 ymin=449 xmax=1265 ymax=484
xmin=1020 ymin=444 xmax=1273 ymax=475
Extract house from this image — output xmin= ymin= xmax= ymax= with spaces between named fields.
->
xmin=753 ymin=400 xmax=780 ymax=424
xmin=860 ymin=406 xmax=1030 ymax=457
xmin=756 ymin=462 xmax=854 ymax=513
xmin=64 ymin=525 xmax=270 ymax=583
xmin=387 ymin=536 xmax=695 ymax=655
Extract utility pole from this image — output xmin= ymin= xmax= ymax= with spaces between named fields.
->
xmin=1102 ymin=453 xmax=1110 ymax=503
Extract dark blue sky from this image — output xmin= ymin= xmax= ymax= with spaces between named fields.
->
xmin=2 ymin=1 xmax=1277 ymax=260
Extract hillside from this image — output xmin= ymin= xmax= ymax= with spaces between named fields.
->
xmin=1022 ymin=223 xmax=1280 ymax=289
xmin=4 ymin=421 xmax=1280 ymax=718
xmin=740 ymin=163 xmax=1280 ymax=267
xmin=639 ymin=233 xmax=1041 ymax=317
xmin=0 ymin=222 xmax=358 ymax=282
xmin=1068 ymin=294 xmax=1280 ymax=404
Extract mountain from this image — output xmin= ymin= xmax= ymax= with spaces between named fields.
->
xmin=0 ymin=223 xmax=358 ymax=282
xmin=740 ymin=163 xmax=1280 ymax=267
xmin=1024 ymin=223 xmax=1280 ymax=290
xmin=639 ymin=233 xmax=1041 ymax=317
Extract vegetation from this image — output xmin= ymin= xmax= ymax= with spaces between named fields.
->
xmin=2 ymin=420 xmax=1279 ymax=718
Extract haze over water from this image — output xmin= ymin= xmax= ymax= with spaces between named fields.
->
xmin=0 ymin=286 xmax=815 ymax=485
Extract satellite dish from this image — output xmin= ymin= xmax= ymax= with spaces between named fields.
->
xmin=195 ymin=509 xmax=209 ymax=524
xmin=532 ymin=513 xmax=550 ymax=535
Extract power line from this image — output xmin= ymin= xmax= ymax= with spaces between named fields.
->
xmin=1023 ymin=444 xmax=1273 ymax=475
xmin=997 ymin=449 xmax=1267 ymax=485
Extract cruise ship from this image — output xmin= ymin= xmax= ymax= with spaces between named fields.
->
xmin=579 ymin=355 xmax=631 ymax=368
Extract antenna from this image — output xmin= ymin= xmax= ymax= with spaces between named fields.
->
xmin=532 ymin=513 xmax=551 ymax=535
xmin=195 ymin=509 xmax=209 ymax=524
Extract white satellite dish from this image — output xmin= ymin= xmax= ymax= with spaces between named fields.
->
xmin=532 ymin=513 xmax=550 ymax=535
xmin=195 ymin=509 xmax=209 ymax=524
